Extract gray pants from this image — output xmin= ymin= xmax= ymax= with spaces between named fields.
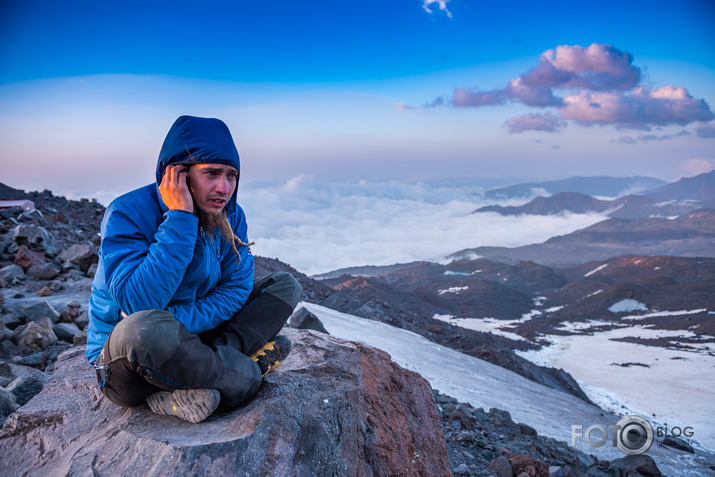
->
xmin=96 ymin=272 xmax=302 ymax=409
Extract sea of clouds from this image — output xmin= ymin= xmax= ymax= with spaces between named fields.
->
xmin=238 ymin=176 xmax=606 ymax=276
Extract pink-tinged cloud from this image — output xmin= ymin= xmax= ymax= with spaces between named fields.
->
xmin=506 ymin=112 xmax=566 ymax=133
xmin=696 ymin=123 xmax=715 ymax=138
xmin=560 ymin=86 xmax=715 ymax=129
xmin=506 ymin=78 xmax=563 ymax=107
xmin=442 ymin=43 xmax=640 ymax=110
xmin=524 ymin=44 xmax=640 ymax=91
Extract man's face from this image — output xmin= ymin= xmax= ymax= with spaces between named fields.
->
xmin=187 ymin=164 xmax=238 ymax=215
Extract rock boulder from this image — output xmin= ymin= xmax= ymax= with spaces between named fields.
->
xmin=0 ymin=328 xmax=451 ymax=476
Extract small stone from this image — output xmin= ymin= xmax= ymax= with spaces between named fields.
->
xmin=290 ymin=307 xmax=329 ymax=334
xmin=58 ymin=243 xmax=98 ymax=273
xmin=53 ymin=322 xmax=81 ymax=342
xmin=0 ymin=387 xmax=18 ymax=419
xmin=13 ymin=317 xmax=57 ymax=351
xmin=487 ymin=456 xmax=512 ymax=477
xmin=74 ymin=310 xmax=89 ymax=329
xmin=17 ymin=352 xmax=47 ymax=368
xmin=453 ymin=463 xmax=470 ymax=475
xmin=2 ymin=313 xmax=23 ymax=330
xmin=27 ymin=262 xmax=61 ymax=280
xmin=37 ymin=286 xmax=52 ymax=297
xmin=72 ymin=329 xmax=87 ymax=346
xmin=5 ymin=370 xmax=49 ymax=406
xmin=22 ymin=300 xmax=60 ymax=323
xmin=14 ymin=245 xmax=46 ymax=271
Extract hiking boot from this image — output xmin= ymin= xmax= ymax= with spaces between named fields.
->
xmin=145 ymin=388 xmax=220 ymax=423
xmin=249 ymin=335 xmax=292 ymax=376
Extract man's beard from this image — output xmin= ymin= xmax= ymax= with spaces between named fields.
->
xmin=196 ymin=203 xmax=254 ymax=261
xmin=197 ymin=206 xmax=228 ymax=237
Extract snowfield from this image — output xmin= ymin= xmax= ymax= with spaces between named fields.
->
xmin=299 ymin=302 xmax=715 ymax=476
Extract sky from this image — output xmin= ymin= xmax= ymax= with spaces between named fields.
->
xmin=1 ymin=0 xmax=714 ymax=196
xmin=1 ymin=0 xmax=715 ymax=273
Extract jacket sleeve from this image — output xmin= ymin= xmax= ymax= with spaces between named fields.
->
xmin=102 ymin=208 xmax=198 ymax=315
xmin=167 ymin=210 xmax=254 ymax=333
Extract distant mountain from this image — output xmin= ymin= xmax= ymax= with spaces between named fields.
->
xmin=643 ymin=170 xmax=715 ymax=201
xmin=476 ymin=192 xmax=607 ymax=215
xmin=451 ymin=209 xmax=715 ymax=265
xmin=474 ymin=192 xmax=709 ymax=218
xmin=484 ymin=176 xmax=666 ymax=200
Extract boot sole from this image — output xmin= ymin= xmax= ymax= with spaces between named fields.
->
xmin=146 ymin=389 xmax=220 ymax=423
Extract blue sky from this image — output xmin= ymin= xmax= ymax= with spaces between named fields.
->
xmin=1 ymin=0 xmax=714 ymax=198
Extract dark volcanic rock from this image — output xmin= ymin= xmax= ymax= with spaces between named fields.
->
xmin=290 ymin=306 xmax=329 ymax=334
xmin=58 ymin=243 xmax=99 ymax=273
xmin=0 ymin=329 xmax=451 ymax=477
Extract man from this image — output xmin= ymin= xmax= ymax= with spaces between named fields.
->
xmin=87 ymin=115 xmax=301 ymax=423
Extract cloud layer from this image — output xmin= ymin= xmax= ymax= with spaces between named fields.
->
xmin=239 ymin=177 xmax=606 ymax=275
xmin=430 ymin=43 xmax=714 ymax=133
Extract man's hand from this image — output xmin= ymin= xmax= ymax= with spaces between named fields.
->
xmin=159 ymin=165 xmax=194 ymax=212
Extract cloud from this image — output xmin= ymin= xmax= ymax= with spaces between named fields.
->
xmin=426 ymin=43 xmax=714 ymax=132
xmin=452 ymin=88 xmax=506 ymax=107
xmin=239 ymin=179 xmax=605 ymax=275
xmin=616 ymin=136 xmax=637 ymax=144
xmin=394 ymin=102 xmax=415 ymax=111
xmin=506 ymin=112 xmax=566 ymax=133
xmin=443 ymin=44 xmax=640 ymax=111
xmin=615 ymin=132 xmax=679 ymax=144
xmin=423 ymin=0 xmax=452 ymax=18
xmin=560 ymin=86 xmax=715 ymax=128
xmin=451 ymin=79 xmax=563 ymax=108
xmin=696 ymin=123 xmax=715 ymax=138
xmin=524 ymin=44 xmax=640 ymax=92
xmin=423 ymin=95 xmax=448 ymax=108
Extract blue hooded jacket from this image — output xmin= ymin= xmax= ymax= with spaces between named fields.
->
xmin=86 ymin=116 xmax=254 ymax=363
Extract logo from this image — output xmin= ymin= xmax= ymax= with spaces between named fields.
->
xmin=572 ymin=415 xmax=654 ymax=456
xmin=571 ymin=415 xmax=695 ymax=456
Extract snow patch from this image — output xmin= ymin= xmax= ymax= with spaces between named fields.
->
xmin=608 ymin=299 xmax=648 ymax=313
xmin=586 ymin=289 xmax=603 ymax=298
xmin=444 ymin=270 xmax=471 ymax=276
xmin=585 ymin=263 xmax=608 ymax=277
xmin=432 ymin=314 xmax=527 ymax=341
xmin=438 ymin=286 xmax=468 ymax=295
xmin=622 ymin=309 xmax=708 ymax=320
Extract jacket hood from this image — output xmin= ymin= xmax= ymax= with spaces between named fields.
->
xmin=156 ymin=115 xmax=241 ymax=212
